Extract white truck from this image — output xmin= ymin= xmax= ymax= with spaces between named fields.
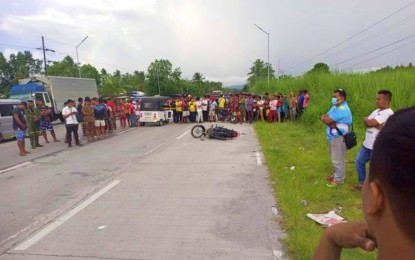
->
xmin=9 ymin=76 xmax=99 ymax=120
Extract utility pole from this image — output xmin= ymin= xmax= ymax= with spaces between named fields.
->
xmin=42 ymin=36 xmax=47 ymax=75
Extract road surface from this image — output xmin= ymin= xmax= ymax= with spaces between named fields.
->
xmin=0 ymin=122 xmax=285 ymax=259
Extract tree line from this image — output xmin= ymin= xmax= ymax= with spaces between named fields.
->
xmin=0 ymin=51 xmax=224 ymax=98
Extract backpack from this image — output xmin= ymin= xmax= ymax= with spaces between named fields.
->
xmin=94 ymin=104 xmax=107 ymax=119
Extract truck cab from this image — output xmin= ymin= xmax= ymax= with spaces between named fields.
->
xmin=9 ymin=83 xmax=53 ymax=110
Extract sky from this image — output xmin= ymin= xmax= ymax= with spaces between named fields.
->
xmin=1 ymin=0 xmax=415 ymax=86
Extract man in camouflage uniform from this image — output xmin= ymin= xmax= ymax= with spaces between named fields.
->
xmin=26 ymin=100 xmax=43 ymax=149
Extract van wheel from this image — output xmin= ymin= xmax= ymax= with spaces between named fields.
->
xmin=158 ymin=120 xmax=163 ymax=126
xmin=139 ymin=122 xmax=145 ymax=126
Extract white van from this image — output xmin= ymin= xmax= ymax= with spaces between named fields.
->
xmin=0 ymin=99 xmax=21 ymax=141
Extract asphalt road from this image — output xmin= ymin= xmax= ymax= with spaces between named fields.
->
xmin=0 ymin=122 xmax=285 ymax=260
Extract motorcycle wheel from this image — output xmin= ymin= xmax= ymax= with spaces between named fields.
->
xmin=191 ymin=125 xmax=206 ymax=138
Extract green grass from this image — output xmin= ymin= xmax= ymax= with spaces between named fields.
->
xmin=251 ymin=69 xmax=415 ymax=259
xmin=255 ymin=122 xmax=376 ymax=259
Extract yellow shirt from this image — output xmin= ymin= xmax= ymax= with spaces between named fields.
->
xmin=175 ymin=101 xmax=183 ymax=112
xmin=219 ymin=97 xmax=226 ymax=108
xmin=189 ymin=101 xmax=196 ymax=112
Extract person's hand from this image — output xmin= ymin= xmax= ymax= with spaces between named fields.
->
xmin=20 ymin=124 xmax=27 ymax=130
xmin=313 ymin=222 xmax=376 ymax=260
xmin=326 ymin=222 xmax=376 ymax=250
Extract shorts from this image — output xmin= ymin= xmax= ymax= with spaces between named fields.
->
xmin=15 ymin=129 xmax=26 ymax=141
xmin=183 ymin=111 xmax=189 ymax=117
xmin=95 ymin=119 xmax=106 ymax=127
xmin=40 ymin=120 xmax=54 ymax=131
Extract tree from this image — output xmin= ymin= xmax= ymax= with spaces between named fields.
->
xmin=47 ymin=56 xmax=78 ymax=77
xmin=247 ymin=59 xmax=275 ymax=85
xmin=147 ymin=59 xmax=173 ymax=95
xmin=101 ymin=75 xmax=125 ymax=98
xmin=0 ymin=52 xmax=13 ymax=95
xmin=170 ymin=67 xmax=182 ymax=94
xmin=81 ymin=64 xmax=101 ymax=85
xmin=8 ymin=51 xmax=42 ymax=80
xmin=192 ymin=72 xmax=205 ymax=91
xmin=307 ymin=62 xmax=330 ymax=74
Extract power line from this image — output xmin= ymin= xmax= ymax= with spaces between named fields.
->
xmin=285 ymin=0 xmax=415 ymax=73
xmin=332 ymin=33 xmax=415 ymax=66
xmin=322 ymin=12 xmax=415 ymax=60
xmin=347 ymin=39 xmax=415 ymax=68
xmin=0 ymin=43 xmax=38 ymax=50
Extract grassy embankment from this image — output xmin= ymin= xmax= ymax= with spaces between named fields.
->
xmin=250 ymin=70 xmax=415 ymax=259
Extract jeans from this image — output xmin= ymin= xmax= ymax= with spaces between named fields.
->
xmin=355 ymin=145 xmax=372 ymax=185
xmin=330 ymin=137 xmax=346 ymax=183
xmin=66 ymin=124 xmax=80 ymax=145
xmin=130 ymin=114 xmax=138 ymax=126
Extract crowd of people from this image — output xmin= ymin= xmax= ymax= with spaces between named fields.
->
xmin=170 ymin=90 xmax=311 ymax=124
xmin=11 ymin=96 xmax=141 ymax=154
xmin=10 ymin=90 xmax=311 ymax=155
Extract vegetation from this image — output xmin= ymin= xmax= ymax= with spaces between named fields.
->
xmin=0 ymin=51 xmax=224 ymax=98
xmin=251 ymin=65 xmax=415 ymax=259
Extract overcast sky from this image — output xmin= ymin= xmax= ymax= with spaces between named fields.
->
xmin=1 ymin=0 xmax=414 ymax=86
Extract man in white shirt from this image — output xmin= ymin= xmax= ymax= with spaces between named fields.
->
xmin=62 ymin=99 xmax=81 ymax=147
xmin=195 ymin=97 xmax=203 ymax=123
xmin=201 ymin=96 xmax=209 ymax=122
xmin=354 ymin=90 xmax=393 ymax=190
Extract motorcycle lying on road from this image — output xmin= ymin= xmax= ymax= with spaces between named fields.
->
xmin=191 ymin=124 xmax=239 ymax=141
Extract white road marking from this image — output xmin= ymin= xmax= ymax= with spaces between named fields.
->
xmin=176 ymin=129 xmax=190 ymax=140
xmin=255 ymin=152 xmax=262 ymax=166
xmin=13 ymin=180 xmax=121 ymax=251
xmin=0 ymin=162 xmax=31 ymax=174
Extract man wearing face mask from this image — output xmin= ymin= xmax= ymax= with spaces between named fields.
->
xmin=321 ymin=89 xmax=353 ymax=187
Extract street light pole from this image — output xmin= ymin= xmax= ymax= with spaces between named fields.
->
xmin=76 ymin=36 xmax=88 ymax=78
xmin=254 ymin=24 xmax=270 ymax=86
xmin=156 ymin=66 xmax=160 ymax=95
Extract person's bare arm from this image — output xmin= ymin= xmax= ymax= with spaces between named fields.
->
xmin=313 ymin=222 xmax=376 ymax=260
xmin=364 ymin=116 xmax=380 ymax=128
xmin=321 ymin=114 xmax=335 ymax=125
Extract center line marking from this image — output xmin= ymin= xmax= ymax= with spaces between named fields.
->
xmin=256 ymin=152 xmax=262 ymax=166
xmin=176 ymin=129 xmax=190 ymax=140
xmin=13 ymin=180 xmax=121 ymax=251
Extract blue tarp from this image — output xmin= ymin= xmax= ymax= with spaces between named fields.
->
xmin=9 ymin=83 xmax=45 ymax=95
